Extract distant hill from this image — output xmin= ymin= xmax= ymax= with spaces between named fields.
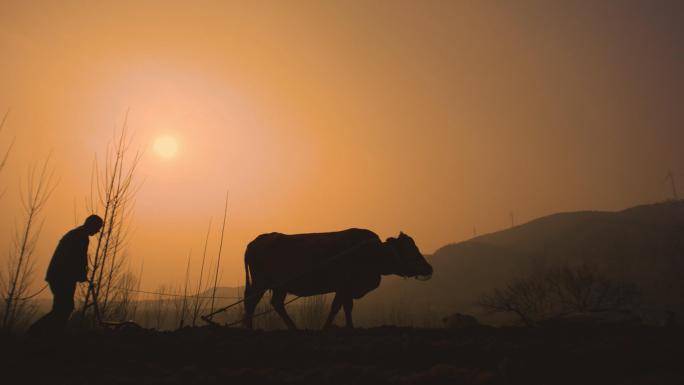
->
xmin=358 ymin=200 xmax=684 ymax=326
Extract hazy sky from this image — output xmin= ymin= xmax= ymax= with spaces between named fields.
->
xmin=1 ymin=0 xmax=682 ymax=291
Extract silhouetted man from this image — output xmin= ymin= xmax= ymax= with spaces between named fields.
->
xmin=28 ymin=215 xmax=103 ymax=335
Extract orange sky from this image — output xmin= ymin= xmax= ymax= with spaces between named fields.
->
xmin=1 ymin=1 xmax=682 ymax=291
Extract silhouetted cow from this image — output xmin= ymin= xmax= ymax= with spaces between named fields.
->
xmin=243 ymin=228 xmax=432 ymax=329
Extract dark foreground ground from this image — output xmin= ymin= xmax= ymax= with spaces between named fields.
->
xmin=1 ymin=325 xmax=682 ymax=385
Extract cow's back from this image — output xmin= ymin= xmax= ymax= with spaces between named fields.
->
xmin=245 ymin=228 xmax=382 ymax=297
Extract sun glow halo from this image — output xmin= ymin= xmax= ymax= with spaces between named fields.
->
xmin=153 ymin=135 xmax=179 ymax=159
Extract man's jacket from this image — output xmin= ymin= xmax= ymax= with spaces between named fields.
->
xmin=46 ymin=227 xmax=89 ymax=283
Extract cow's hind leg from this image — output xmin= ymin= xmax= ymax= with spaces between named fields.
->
xmin=271 ymin=289 xmax=297 ymax=330
xmin=343 ymin=297 xmax=354 ymax=328
xmin=323 ymin=293 xmax=343 ymax=329
xmin=243 ymin=285 xmax=265 ymax=329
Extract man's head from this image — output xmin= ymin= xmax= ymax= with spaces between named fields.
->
xmin=83 ymin=214 xmax=104 ymax=236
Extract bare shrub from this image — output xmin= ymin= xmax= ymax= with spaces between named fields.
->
xmin=479 ymin=263 xmax=640 ymax=326
xmin=478 ymin=270 xmax=554 ymax=326
xmin=548 ymin=264 xmax=640 ymax=314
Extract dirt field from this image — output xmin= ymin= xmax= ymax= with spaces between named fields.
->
xmin=2 ymin=325 xmax=682 ymax=385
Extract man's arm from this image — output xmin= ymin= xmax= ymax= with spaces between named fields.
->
xmin=78 ymin=236 xmax=89 ymax=282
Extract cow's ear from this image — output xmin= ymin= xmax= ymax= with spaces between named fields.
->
xmin=399 ymin=231 xmax=406 ymax=238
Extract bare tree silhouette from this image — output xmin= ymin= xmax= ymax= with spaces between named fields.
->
xmin=1 ymin=156 xmax=57 ymax=331
xmin=79 ymin=117 xmax=142 ymax=325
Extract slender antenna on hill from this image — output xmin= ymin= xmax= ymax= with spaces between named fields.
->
xmin=509 ymin=211 xmax=515 ymax=228
xmin=665 ymin=170 xmax=678 ymax=200
xmin=472 ymin=226 xmax=477 ymax=237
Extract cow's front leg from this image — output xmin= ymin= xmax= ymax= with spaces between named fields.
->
xmin=271 ymin=289 xmax=297 ymax=330
xmin=323 ymin=293 xmax=343 ymax=329
xmin=343 ymin=297 xmax=354 ymax=328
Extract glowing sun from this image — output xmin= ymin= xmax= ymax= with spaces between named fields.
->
xmin=153 ymin=135 xmax=179 ymax=159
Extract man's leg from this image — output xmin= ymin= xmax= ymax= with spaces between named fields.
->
xmin=50 ymin=281 xmax=76 ymax=332
xmin=27 ymin=282 xmax=60 ymax=336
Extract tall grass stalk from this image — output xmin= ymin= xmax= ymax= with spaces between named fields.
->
xmin=209 ymin=192 xmax=229 ymax=316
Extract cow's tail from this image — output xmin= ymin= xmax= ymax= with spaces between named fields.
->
xmin=244 ymin=258 xmax=252 ymax=295
xmin=244 ymin=245 xmax=254 ymax=297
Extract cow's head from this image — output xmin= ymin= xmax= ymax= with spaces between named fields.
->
xmin=384 ymin=232 xmax=433 ymax=280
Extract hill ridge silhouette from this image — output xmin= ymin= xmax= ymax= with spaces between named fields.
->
xmin=358 ymin=200 xmax=684 ymax=326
